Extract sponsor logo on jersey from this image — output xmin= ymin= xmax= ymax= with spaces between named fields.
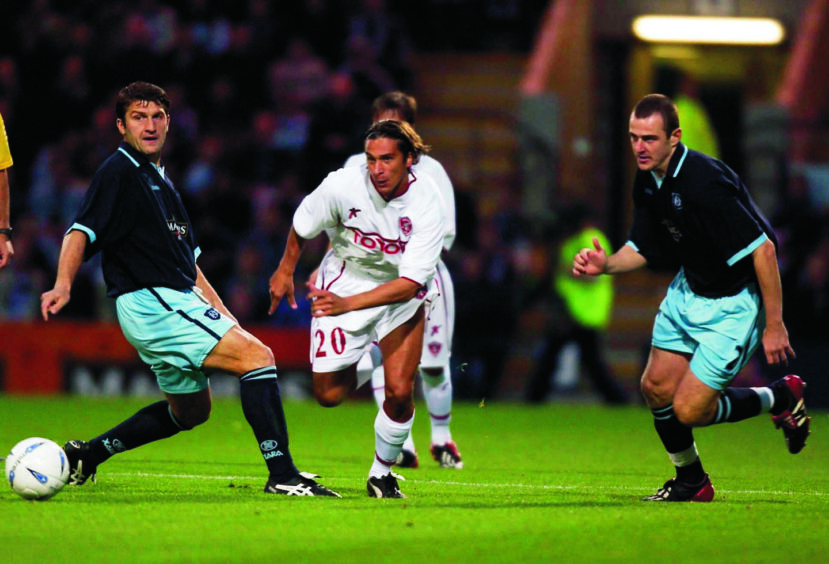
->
xmin=400 ymin=217 xmax=412 ymax=236
xmin=349 ymin=207 xmax=361 ymax=218
xmin=260 ymin=440 xmax=279 ymax=452
xmin=661 ymin=219 xmax=682 ymax=241
xmin=204 ymin=308 xmax=220 ymax=320
xmin=348 ymin=227 xmax=408 ymax=255
xmin=168 ymin=220 xmax=189 ymax=239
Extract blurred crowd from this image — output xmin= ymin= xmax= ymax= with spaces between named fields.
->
xmin=0 ymin=0 xmax=540 ymax=398
xmin=0 ymin=1 xmax=825 ymax=401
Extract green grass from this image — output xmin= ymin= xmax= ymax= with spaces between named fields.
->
xmin=1 ymin=395 xmax=827 ymax=564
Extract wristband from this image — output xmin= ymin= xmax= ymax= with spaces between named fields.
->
xmin=0 ymin=227 xmax=11 ymax=240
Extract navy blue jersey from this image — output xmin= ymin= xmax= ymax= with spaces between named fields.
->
xmin=69 ymin=142 xmax=198 ymax=297
xmin=628 ymin=143 xmax=776 ymax=298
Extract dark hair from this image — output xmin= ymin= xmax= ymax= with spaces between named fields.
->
xmin=364 ymin=119 xmax=430 ymax=165
xmin=633 ymin=94 xmax=679 ymax=136
xmin=116 ymin=82 xmax=171 ymax=122
xmin=371 ymin=91 xmax=417 ymax=125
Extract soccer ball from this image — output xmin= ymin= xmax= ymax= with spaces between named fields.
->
xmin=5 ymin=437 xmax=70 ymax=500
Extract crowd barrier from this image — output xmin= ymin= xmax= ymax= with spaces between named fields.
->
xmin=0 ymin=321 xmax=310 ymax=394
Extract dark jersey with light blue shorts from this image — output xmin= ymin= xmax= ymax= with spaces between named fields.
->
xmin=69 ymin=142 xmax=198 ymax=297
xmin=628 ymin=143 xmax=776 ymax=298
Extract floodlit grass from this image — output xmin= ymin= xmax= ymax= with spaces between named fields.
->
xmin=1 ymin=395 xmax=827 ymax=564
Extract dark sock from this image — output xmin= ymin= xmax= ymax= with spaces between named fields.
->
xmin=90 ymin=400 xmax=186 ymax=465
xmin=651 ymin=404 xmax=705 ymax=484
xmin=239 ymin=367 xmax=298 ymax=483
xmin=711 ymin=388 xmax=762 ymax=424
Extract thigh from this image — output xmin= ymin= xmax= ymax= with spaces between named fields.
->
xmin=203 ymin=325 xmax=273 ymax=376
xmin=117 ymin=288 xmax=235 ymax=393
xmin=379 ymin=305 xmax=425 ymax=389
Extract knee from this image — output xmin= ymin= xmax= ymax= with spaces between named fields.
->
xmin=251 ymin=342 xmax=275 ymax=368
xmin=384 ymin=375 xmax=414 ymax=403
xmin=173 ymin=403 xmax=211 ymax=430
xmin=673 ymin=401 xmax=713 ymax=428
xmin=640 ymin=374 xmax=672 ymax=407
xmin=313 ymin=381 xmax=347 ymax=408
xmin=420 ymin=366 xmax=447 ymax=387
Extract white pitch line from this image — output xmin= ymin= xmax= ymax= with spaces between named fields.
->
xmin=108 ymin=472 xmax=829 ymax=497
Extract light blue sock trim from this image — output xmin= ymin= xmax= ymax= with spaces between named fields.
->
xmin=240 ymin=366 xmax=278 ymax=382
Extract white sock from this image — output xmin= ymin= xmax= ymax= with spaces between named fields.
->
xmin=752 ymin=387 xmax=774 ymax=412
xmin=370 ymin=408 xmax=414 ymax=478
xmin=668 ymin=443 xmax=699 ymax=468
xmin=421 ymin=363 xmax=452 ymax=445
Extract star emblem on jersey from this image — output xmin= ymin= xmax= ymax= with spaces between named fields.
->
xmin=399 ymin=217 xmax=412 ymax=236
xmin=430 ymin=325 xmax=441 ymax=336
xmin=349 ymin=207 xmax=361 ymax=218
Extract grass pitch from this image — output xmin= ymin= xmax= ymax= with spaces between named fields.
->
xmin=1 ymin=395 xmax=827 ymax=564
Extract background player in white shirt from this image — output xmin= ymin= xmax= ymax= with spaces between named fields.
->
xmin=344 ymin=92 xmax=462 ymax=469
xmin=269 ymin=120 xmax=445 ymax=498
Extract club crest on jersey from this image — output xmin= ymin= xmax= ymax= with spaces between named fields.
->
xmin=204 ymin=308 xmax=221 ymax=320
xmin=168 ymin=220 xmax=189 ymax=239
xmin=428 ymin=343 xmax=442 ymax=356
xmin=671 ymin=193 xmax=683 ymax=210
xmin=399 ymin=217 xmax=412 ymax=236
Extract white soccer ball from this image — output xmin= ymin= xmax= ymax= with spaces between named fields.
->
xmin=5 ymin=437 xmax=70 ymax=500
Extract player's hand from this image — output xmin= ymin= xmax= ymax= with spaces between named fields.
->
xmin=762 ymin=321 xmax=796 ymax=366
xmin=0 ymin=239 xmax=13 ymax=269
xmin=40 ymin=287 xmax=70 ymax=321
xmin=268 ymin=268 xmax=296 ymax=315
xmin=306 ymin=267 xmax=319 ymax=288
xmin=573 ymin=237 xmax=608 ymax=276
xmin=307 ymin=285 xmax=347 ymax=317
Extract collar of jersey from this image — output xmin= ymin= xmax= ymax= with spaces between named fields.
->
xmin=666 ymin=142 xmax=689 ymax=179
xmin=117 ymin=141 xmax=163 ymax=171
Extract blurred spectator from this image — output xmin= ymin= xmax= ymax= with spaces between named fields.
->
xmin=523 ymin=204 xmax=629 ymax=404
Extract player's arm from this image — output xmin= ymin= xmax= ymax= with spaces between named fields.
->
xmin=40 ymin=230 xmax=88 ymax=320
xmin=195 ymin=264 xmax=238 ymax=325
xmin=269 ymin=226 xmax=309 ymax=314
xmin=308 ymin=277 xmax=422 ymax=317
xmin=0 ymin=168 xmax=12 ymax=268
xmin=752 ymin=238 xmax=795 ymax=365
xmin=574 ymin=239 xmax=647 ymax=276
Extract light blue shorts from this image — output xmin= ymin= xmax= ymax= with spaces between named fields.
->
xmin=652 ymin=269 xmax=764 ymax=390
xmin=116 ymin=287 xmax=236 ymax=394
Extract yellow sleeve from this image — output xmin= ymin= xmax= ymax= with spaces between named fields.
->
xmin=0 ymin=113 xmax=13 ymax=170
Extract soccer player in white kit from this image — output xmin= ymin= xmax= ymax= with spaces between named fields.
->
xmin=269 ymin=120 xmax=445 ymax=498
xmin=344 ymin=92 xmax=462 ymax=469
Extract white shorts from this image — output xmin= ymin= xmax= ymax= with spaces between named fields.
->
xmin=310 ymin=251 xmax=436 ymax=372
xmin=420 ymin=259 xmax=454 ymax=368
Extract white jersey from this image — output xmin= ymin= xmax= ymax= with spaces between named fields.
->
xmin=293 ymin=166 xmax=445 ymax=286
xmin=344 ymin=153 xmax=456 ymax=252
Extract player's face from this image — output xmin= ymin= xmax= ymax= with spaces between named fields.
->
xmin=365 ymin=137 xmax=414 ymax=201
xmin=629 ymin=112 xmax=680 ymax=177
xmin=117 ymin=100 xmax=170 ymax=164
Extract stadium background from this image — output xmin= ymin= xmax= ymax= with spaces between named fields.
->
xmin=0 ymin=0 xmax=826 ymax=406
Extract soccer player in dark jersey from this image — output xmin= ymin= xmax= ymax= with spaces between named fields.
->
xmin=573 ymin=94 xmax=810 ymax=502
xmin=40 ymin=82 xmax=339 ymax=497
